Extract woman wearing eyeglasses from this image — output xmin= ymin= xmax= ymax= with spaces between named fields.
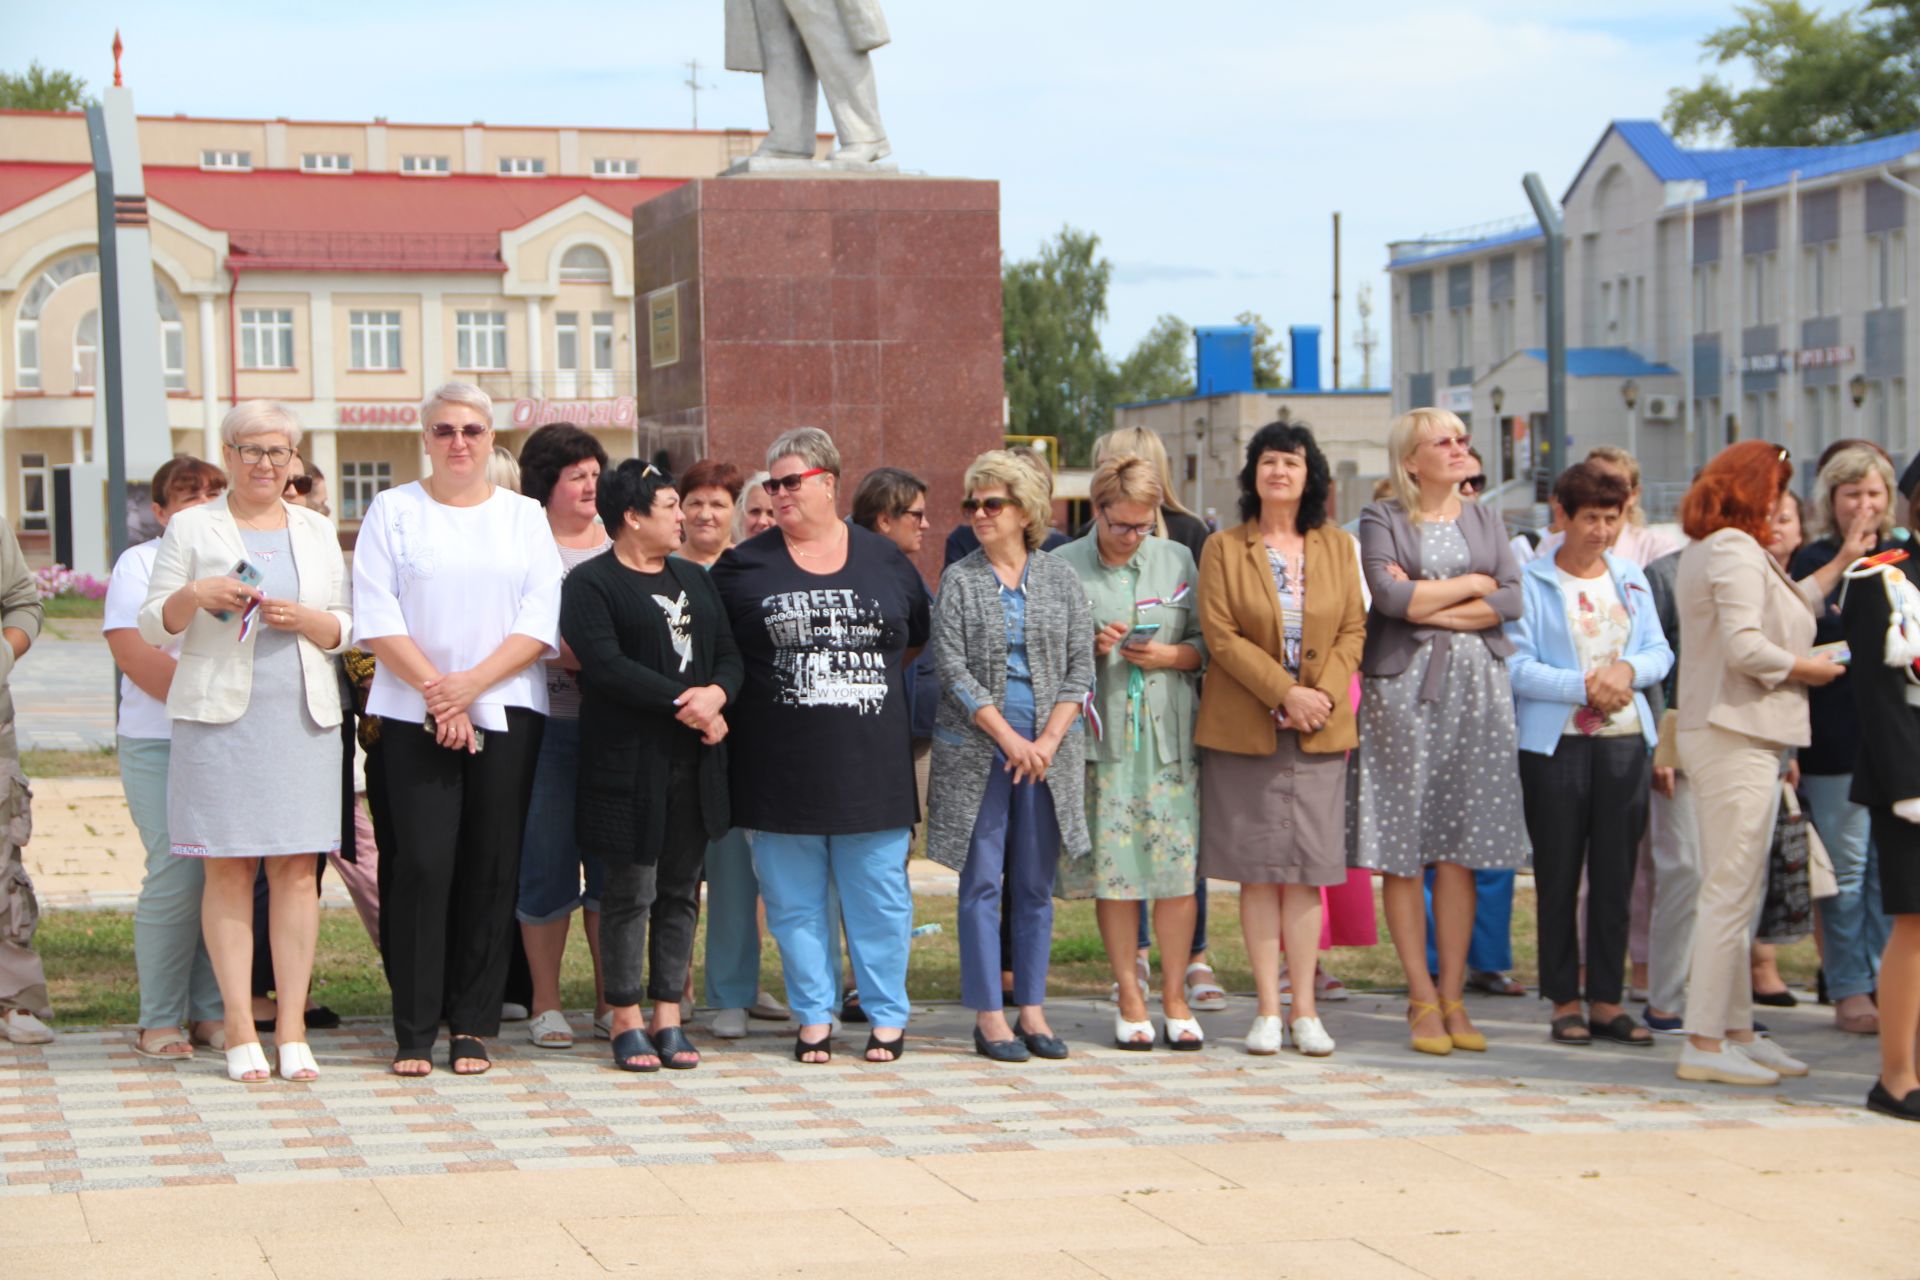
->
xmin=709 ymin=429 xmax=930 ymax=1064
xmin=352 ymin=381 xmax=564 ymax=1078
xmin=139 ymin=402 xmax=352 ymax=1083
xmin=927 ymin=450 xmax=1093 ymax=1062
xmin=1054 ymin=455 xmax=1205 ymax=1050
xmin=1352 ymin=407 xmax=1529 ymax=1057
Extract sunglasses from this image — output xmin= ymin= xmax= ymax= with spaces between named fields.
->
xmin=762 ymin=467 xmax=828 ymax=494
xmin=1460 ymin=474 xmax=1487 ymax=493
xmin=961 ymin=496 xmax=1013 ymax=516
xmin=429 ymin=424 xmax=490 ymax=440
xmin=284 ymin=474 xmax=314 ymax=496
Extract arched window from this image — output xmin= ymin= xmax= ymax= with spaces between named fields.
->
xmin=155 ymin=285 xmax=186 ymax=391
xmin=559 ymin=243 xmax=612 ymax=284
xmin=13 ymin=254 xmax=189 ymax=393
xmin=74 ymin=309 xmax=99 ymax=392
xmin=14 ymin=253 xmax=99 ymax=391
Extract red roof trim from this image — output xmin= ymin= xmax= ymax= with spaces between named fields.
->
xmin=0 ymin=106 xmax=827 ymax=139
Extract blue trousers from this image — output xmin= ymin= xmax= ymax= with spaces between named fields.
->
xmin=124 ymin=736 xmax=222 ymax=1028
xmin=1424 ymin=866 xmax=1515 ymax=975
xmin=960 ymin=755 xmax=1060 ymax=1011
xmin=705 ymin=826 xmax=842 ymax=1010
xmin=1800 ymin=773 xmax=1889 ymax=1001
xmin=749 ymin=828 xmax=909 ymax=1028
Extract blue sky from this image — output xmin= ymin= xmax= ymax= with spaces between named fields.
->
xmin=3 ymin=1 xmax=1762 ymax=384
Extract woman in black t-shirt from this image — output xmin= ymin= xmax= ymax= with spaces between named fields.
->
xmin=710 ymin=429 xmax=929 ymax=1066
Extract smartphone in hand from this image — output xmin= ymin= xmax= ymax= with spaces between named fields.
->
xmin=1123 ymin=621 xmax=1161 ymax=648
xmin=214 ymin=558 xmax=264 ymax=623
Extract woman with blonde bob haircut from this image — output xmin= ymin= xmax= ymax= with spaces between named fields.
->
xmin=1094 ymin=427 xmax=1211 ymax=563
xmin=928 ymin=449 xmax=1093 ymax=1062
xmin=1056 ymin=455 xmax=1207 ymax=1049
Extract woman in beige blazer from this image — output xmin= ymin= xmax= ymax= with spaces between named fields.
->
xmin=140 ymin=401 xmax=350 ymax=1085
xmin=1672 ymin=441 xmax=1844 ymax=1087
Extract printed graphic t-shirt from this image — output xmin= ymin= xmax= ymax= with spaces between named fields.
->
xmin=710 ymin=524 xmax=931 ymax=835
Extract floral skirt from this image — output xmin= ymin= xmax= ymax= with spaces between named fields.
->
xmin=1057 ymin=748 xmax=1199 ymax=901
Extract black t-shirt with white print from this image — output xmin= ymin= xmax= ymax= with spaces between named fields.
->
xmin=709 ymin=523 xmax=931 ymax=835
xmin=628 ymin=564 xmax=699 ymax=764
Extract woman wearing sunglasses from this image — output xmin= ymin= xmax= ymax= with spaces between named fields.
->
xmin=352 ymin=382 xmax=565 ymax=1078
xmin=926 ymin=450 xmax=1094 ymax=1062
xmin=709 ymin=428 xmax=930 ymax=1064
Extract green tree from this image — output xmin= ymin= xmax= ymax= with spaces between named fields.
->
xmin=1233 ymin=311 xmax=1287 ymax=389
xmin=1664 ymin=1 xmax=1920 ymax=146
xmin=1002 ymin=226 xmax=1114 ymax=465
xmin=1112 ymin=313 xmax=1193 ymax=404
xmin=0 ymin=62 xmax=92 ymax=112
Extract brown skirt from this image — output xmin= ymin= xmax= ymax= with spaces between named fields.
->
xmin=1199 ymin=738 xmax=1349 ymax=886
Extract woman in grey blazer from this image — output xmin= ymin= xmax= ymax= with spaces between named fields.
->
xmin=927 ymin=450 xmax=1094 ymax=1063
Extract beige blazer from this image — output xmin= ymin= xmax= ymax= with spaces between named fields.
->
xmin=138 ymin=495 xmax=351 ymax=727
xmin=1674 ymin=526 xmax=1823 ymax=747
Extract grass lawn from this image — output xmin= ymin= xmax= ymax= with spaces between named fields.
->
xmin=37 ymin=885 xmax=1821 ymax=1029
xmin=22 ymin=746 xmax=120 ymax=778
xmin=41 ymin=596 xmax=105 ymax=620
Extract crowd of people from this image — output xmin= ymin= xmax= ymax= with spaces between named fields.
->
xmin=0 ymin=381 xmax=1915 ymax=1122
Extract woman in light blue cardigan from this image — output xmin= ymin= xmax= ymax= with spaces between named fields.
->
xmin=1506 ymin=462 xmax=1672 ymax=1049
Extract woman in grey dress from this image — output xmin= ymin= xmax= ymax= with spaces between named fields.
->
xmin=141 ymin=401 xmax=351 ymax=1083
xmin=1351 ymin=408 xmax=1529 ymax=1057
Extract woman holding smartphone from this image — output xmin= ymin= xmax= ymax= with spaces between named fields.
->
xmin=140 ymin=402 xmax=351 ymax=1083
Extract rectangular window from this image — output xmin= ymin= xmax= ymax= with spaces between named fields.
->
xmin=339 ymin=460 xmax=393 ymax=521
xmin=1691 ymin=262 xmax=1721 ymax=331
xmin=591 ymin=311 xmax=615 ymax=396
xmin=1412 ymin=314 xmax=1431 ymax=373
xmin=591 ymin=157 xmax=639 ymax=177
xmin=19 ymin=453 xmax=48 ymax=532
xmin=455 ymin=310 xmax=509 ymax=370
xmin=300 ymin=152 xmax=352 ymax=174
xmin=1870 ymin=230 xmax=1908 ymax=308
xmin=497 ymin=156 xmax=545 ymax=176
xmin=15 ymin=321 xmax=38 ymax=391
xmin=553 ymin=310 xmax=579 ymax=397
xmin=1449 ymin=306 xmax=1470 ymax=369
xmin=199 ymin=149 xmax=251 ymax=171
xmin=162 ymin=322 xmax=186 ymax=392
xmin=348 ymin=310 xmax=403 ymax=371
xmin=1802 ymin=242 xmax=1839 ymax=317
xmin=1743 ymin=253 xmax=1775 ymax=324
xmin=1491 ymin=299 xmax=1514 ymax=359
xmin=238 ymin=308 xmax=295 ymax=370
xmin=400 ymin=154 xmax=451 ymax=175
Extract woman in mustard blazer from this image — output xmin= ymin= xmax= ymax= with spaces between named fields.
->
xmin=1195 ymin=421 xmax=1366 ymax=1057
xmin=140 ymin=401 xmax=350 ymax=1085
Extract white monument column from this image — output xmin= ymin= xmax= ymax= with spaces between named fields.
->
xmin=524 ymin=296 xmax=543 ymax=400
xmin=197 ymin=292 xmax=220 ymax=459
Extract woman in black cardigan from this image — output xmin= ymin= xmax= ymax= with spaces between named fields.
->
xmin=561 ymin=460 xmax=742 ymax=1072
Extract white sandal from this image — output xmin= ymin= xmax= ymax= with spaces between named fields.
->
xmin=1184 ymin=962 xmax=1227 ymax=1012
xmin=1162 ymin=1015 xmax=1205 ymax=1051
xmin=528 ymin=1009 xmax=574 ymax=1049
xmin=1113 ymin=1010 xmax=1155 ymax=1051
xmin=277 ymin=1041 xmax=320 ymax=1081
xmin=225 ymin=1040 xmax=271 ymax=1082
xmin=1246 ymin=1014 xmax=1282 ymax=1056
xmin=1288 ymin=1015 xmax=1335 ymax=1057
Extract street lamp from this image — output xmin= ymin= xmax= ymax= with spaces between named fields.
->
xmin=1490 ymin=385 xmax=1505 ymax=415
xmin=1850 ymin=373 xmax=1869 ymax=409
xmin=1621 ymin=378 xmax=1639 ymax=461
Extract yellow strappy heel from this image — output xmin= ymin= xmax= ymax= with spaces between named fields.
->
xmin=1441 ymin=998 xmax=1487 ymax=1052
xmin=1407 ymin=1000 xmax=1453 ymax=1056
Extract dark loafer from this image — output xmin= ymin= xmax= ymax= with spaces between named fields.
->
xmin=973 ymin=1027 xmax=1031 ymax=1063
xmin=1011 ymin=1017 xmax=1068 ymax=1060
xmin=1588 ymin=1013 xmax=1654 ymax=1047
xmin=1867 ymin=1079 xmax=1920 ymax=1121
xmin=611 ymin=1027 xmax=660 ymax=1072
xmin=1549 ymin=1014 xmax=1592 ymax=1045
xmin=651 ymin=1025 xmax=701 ymax=1070
xmin=1753 ymin=988 xmax=1798 ymax=1008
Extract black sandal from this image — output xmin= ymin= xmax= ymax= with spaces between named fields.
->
xmin=794 ymin=1031 xmax=832 ymax=1063
xmin=864 ymin=1030 xmax=905 ymax=1062
xmin=1549 ymin=1014 xmax=1592 ymax=1045
xmin=391 ymin=1048 xmax=434 ymax=1077
xmin=1588 ymin=1013 xmax=1654 ymax=1047
xmin=652 ymin=1025 xmax=701 ymax=1070
xmin=840 ymin=990 xmax=869 ymax=1024
xmin=448 ymin=1035 xmax=492 ymax=1074
xmin=611 ymin=1027 xmax=660 ymax=1072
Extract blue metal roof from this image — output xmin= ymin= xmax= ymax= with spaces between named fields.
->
xmin=1578 ymin=119 xmax=1920 ymax=201
xmin=1516 ymin=346 xmax=1678 ymax=378
xmin=1391 ymin=222 xmax=1544 ymax=269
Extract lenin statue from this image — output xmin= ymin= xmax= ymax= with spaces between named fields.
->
xmin=724 ymin=0 xmax=891 ymax=165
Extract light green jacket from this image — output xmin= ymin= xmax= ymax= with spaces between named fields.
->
xmin=1052 ymin=532 xmax=1206 ymax=768
xmin=0 ymin=523 xmax=44 ymax=760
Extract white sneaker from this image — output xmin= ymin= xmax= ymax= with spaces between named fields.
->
xmin=3 ymin=1009 xmax=52 ymax=1044
xmin=1732 ymin=1036 xmax=1809 ymax=1077
xmin=1676 ymin=1041 xmax=1780 ymax=1086
xmin=1246 ymin=1014 xmax=1282 ymax=1055
xmin=710 ymin=1008 xmax=749 ymax=1039
xmin=1289 ymin=1015 xmax=1335 ymax=1057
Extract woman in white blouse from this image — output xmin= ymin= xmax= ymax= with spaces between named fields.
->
xmin=353 ymin=382 xmax=565 ymax=1078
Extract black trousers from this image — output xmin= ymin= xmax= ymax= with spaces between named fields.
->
xmin=1519 ymin=735 xmax=1650 ymax=1007
xmin=600 ymin=755 xmax=707 ymax=1007
xmin=380 ymin=708 xmax=544 ymax=1054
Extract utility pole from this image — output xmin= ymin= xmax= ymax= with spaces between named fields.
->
xmin=684 ymin=58 xmax=716 ymax=130
xmin=1523 ymin=172 xmax=1567 ymax=490
xmin=1331 ymin=212 xmax=1343 ymax=390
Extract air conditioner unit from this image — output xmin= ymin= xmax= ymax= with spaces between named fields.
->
xmin=1642 ymin=395 xmax=1677 ymax=422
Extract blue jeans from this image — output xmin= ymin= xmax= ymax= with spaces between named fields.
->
xmin=124 ymin=736 xmax=222 ymax=1028
xmin=704 ymin=826 xmax=842 ymax=1010
xmin=961 ymin=753 xmax=1060 ymax=1011
xmin=1425 ymin=867 xmax=1516 ymax=975
xmin=515 ymin=718 xmax=605 ymax=925
xmin=749 ymin=828 xmax=910 ymax=1028
xmin=1801 ymin=773 xmax=1889 ymax=1001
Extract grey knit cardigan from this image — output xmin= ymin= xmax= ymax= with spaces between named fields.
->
xmin=925 ymin=548 xmax=1096 ymax=871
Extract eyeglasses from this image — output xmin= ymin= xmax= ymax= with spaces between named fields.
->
xmin=1460 ymin=474 xmax=1488 ymax=494
xmin=429 ymin=423 xmax=490 ymax=441
xmin=961 ymin=496 xmax=1013 ymax=516
xmin=233 ymin=444 xmax=295 ymax=467
xmin=762 ymin=467 xmax=828 ymax=494
xmin=1101 ymin=510 xmax=1155 ymax=538
xmin=284 ymin=474 xmax=314 ymax=496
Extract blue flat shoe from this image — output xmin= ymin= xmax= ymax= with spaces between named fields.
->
xmin=611 ymin=1027 xmax=660 ymax=1072
xmin=973 ymin=1026 xmax=1030 ymax=1063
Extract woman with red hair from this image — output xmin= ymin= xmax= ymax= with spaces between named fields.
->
xmin=1672 ymin=441 xmax=1845 ymax=1086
